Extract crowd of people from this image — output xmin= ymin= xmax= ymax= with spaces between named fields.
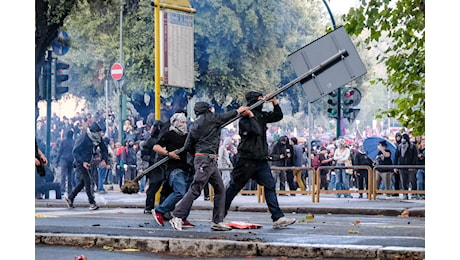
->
xmin=35 ymin=93 xmax=425 ymax=230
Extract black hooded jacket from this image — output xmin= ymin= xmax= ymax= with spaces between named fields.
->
xmin=73 ymin=130 xmax=109 ymax=165
xmin=237 ymin=95 xmax=283 ymax=160
xmin=184 ymin=102 xmax=238 ymax=154
xmin=394 ymin=134 xmax=418 ymax=165
xmin=56 ymin=130 xmax=74 ymax=164
xmin=269 ymin=136 xmax=294 ymax=166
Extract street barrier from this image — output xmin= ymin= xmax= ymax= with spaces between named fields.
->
xmin=371 ymin=165 xmax=425 ymax=199
xmin=211 ymin=166 xmax=316 ymax=203
xmin=208 ymin=165 xmax=425 ymax=204
xmin=313 ymin=165 xmax=374 ymax=202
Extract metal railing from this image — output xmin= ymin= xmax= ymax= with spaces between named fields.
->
xmin=313 ymin=165 xmax=374 ymax=202
xmin=371 ymin=165 xmax=425 ymax=199
xmin=206 ymin=165 xmax=425 ymax=203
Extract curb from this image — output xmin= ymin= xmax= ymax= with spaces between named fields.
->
xmin=35 ymin=201 xmax=425 ymax=217
xmin=36 ymin=233 xmax=425 ymax=259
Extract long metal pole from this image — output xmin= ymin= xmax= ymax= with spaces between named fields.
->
xmin=132 ymin=49 xmax=348 ymax=180
xmin=154 ymin=0 xmax=161 ymax=120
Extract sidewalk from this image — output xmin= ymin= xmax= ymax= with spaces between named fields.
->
xmin=35 ymin=188 xmax=425 ymax=217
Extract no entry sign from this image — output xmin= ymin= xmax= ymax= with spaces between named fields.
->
xmin=111 ymin=63 xmax=124 ymax=80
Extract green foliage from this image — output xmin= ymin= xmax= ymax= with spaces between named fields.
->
xmin=61 ymin=0 xmax=329 ymax=110
xmin=39 ymin=0 xmax=386 ymax=134
xmin=190 ymin=0 xmax=325 ymax=108
xmin=343 ymin=0 xmax=425 ymax=135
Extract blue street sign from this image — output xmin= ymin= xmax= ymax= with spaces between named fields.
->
xmin=52 ymin=31 xmax=70 ymax=56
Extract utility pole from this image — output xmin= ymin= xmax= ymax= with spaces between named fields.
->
xmin=118 ymin=0 xmax=125 ymax=145
xmin=322 ymin=0 xmax=342 ymax=139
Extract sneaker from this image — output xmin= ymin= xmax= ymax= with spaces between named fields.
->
xmin=204 ymin=196 xmax=210 ymax=201
xmin=273 ymin=217 xmax=296 ymax=229
xmin=170 ymin=217 xmax=183 ymax=231
xmin=182 ymin=220 xmax=195 ymax=227
xmin=97 ymin=190 xmax=107 ymax=194
xmin=65 ymin=197 xmax=74 ymax=208
xmin=153 ymin=209 xmax=165 ymax=226
xmin=211 ymin=222 xmax=232 ymax=231
xmin=89 ymin=203 xmax=99 ymax=210
xmin=143 ymin=209 xmax=152 ymax=214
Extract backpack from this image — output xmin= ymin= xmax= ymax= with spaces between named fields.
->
xmin=312 ymin=154 xmax=321 ymax=169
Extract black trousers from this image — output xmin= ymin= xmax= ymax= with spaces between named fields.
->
xmin=69 ymin=163 xmax=96 ymax=204
xmin=145 ymin=165 xmax=171 ymax=210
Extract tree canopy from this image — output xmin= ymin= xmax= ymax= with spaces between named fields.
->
xmin=343 ymin=0 xmax=425 ymax=135
xmin=35 ymin=0 xmax=420 ymax=137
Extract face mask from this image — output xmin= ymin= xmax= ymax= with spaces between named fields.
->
xmin=401 ymin=139 xmax=407 ymax=144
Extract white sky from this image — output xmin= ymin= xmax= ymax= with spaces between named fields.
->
xmin=326 ymin=0 xmax=359 ymax=13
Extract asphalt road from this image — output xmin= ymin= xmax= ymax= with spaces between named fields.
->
xmin=36 ymin=244 xmax=333 ymax=260
xmin=35 ymin=207 xmax=425 ymax=259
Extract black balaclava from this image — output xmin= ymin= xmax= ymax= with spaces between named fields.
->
xmin=245 ymin=91 xmax=263 ymax=111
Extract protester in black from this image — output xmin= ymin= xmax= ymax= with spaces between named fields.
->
xmin=270 ymin=135 xmax=296 ymax=194
xmin=394 ymin=133 xmax=419 ymax=199
xmin=318 ymin=146 xmax=333 ymax=190
xmin=169 ymin=102 xmax=249 ymax=231
xmin=352 ymin=142 xmax=373 ymax=198
xmin=55 ymin=130 xmax=75 ymax=195
xmin=224 ymin=91 xmax=296 ymax=229
xmin=65 ymin=122 xmax=109 ymax=210
xmin=374 ymin=140 xmax=393 ymax=195
xmin=152 ymin=112 xmax=195 ymax=227
xmin=141 ymin=113 xmax=179 ymax=214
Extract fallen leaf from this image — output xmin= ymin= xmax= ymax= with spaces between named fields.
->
xmin=117 ymin=248 xmax=140 ymax=252
xmin=352 ymin=220 xmax=361 ymax=225
xmin=103 ymin=245 xmax=114 ymax=251
xmin=35 ymin=214 xmax=58 ymax=218
xmin=306 ymin=213 xmax=314 ymax=221
xmin=398 ymin=210 xmax=410 ymax=217
xmin=348 ymin=230 xmax=359 ymax=234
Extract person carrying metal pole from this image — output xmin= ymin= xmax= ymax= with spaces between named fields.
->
xmin=224 ymin=91 xmax=296 ymax=229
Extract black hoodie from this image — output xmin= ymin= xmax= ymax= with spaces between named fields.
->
xmin=56 ymin=130 xmax=74 ymax=164
xmin=237 ymin=93 xmax=283 ymax=160
xmin=184 ymin=102 xmax=238 ymax=154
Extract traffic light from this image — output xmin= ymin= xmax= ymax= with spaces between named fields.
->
xmin=52 ymin=59 xmax=70 ymax=100
xmin=342 ymin=88 xmax=355 ymax=109
xmin=342 ymin=88 xmax=361 ymax=123
xmin=327 ymin=91 xmax=338 ymax=118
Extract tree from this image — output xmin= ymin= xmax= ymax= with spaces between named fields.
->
xmin=35 ymin=0 xmax=77 ymax=119
xmin=190 ymin=0 xmax=325 ymax=110
xmin=343 ymin=0 xmax=425 ymax=135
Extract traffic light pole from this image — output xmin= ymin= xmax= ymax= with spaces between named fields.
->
xmin=45 ymin=50 xmax=52 ymax=159
xmin=322 ymin=0 xmax=341 ymax=139
xmin=336 ymin=87 xmax=341 ymax=139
